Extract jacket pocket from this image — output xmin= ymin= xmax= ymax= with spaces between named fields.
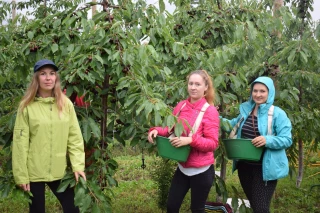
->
xmin=51 ymin=153 xmax=67 ymax=178
xmin=14 ymin=128 xmax=24 ymax=141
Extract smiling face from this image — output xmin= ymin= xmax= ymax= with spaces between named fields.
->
xmin=37 ymin=66 xmax=57 ymax=97
xmin=188 ymin=73 xmax=208 ymax=103
xmin=252 ymin=83 xmax=268 ymax=106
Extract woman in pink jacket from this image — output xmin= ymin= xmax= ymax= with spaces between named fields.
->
xmin=148 ymin=70 xmax=220 ymax=213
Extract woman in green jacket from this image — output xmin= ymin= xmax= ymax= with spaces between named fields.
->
xmin=12 ymin=59 xmax=86 ymax=213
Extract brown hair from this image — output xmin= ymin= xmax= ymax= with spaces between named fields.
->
xmin=187 ymin=70 xmax=215 ymax=105
xmin=19 ymin=68 xmax=66 ymax=114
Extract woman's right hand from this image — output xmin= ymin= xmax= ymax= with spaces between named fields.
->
xmin=148 ymin=130 xmax=158 ymax=144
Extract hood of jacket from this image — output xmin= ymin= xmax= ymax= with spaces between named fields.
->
xmin=240 ymin=76 xmax=275 ymax=116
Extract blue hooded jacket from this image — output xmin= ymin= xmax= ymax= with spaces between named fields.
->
xmin=227 ymin=77 xmax=292 ymax=181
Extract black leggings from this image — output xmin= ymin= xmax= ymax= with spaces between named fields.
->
xmin=237 ymin=161 xmax=277 ymax=213
xmin=29 ymin=180 xmax=79 ymax=213
xmin=167 ymin=165 xmax=215 ymax=213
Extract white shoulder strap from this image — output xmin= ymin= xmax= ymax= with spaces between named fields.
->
xmin=229 ymin=117 xmax=244 ymax=139
xmin=267 ymin=105 xmax=274 ymax=135
xmin=189 ymin=102 xmax=210 ymax=136
xmin=176 ymin=102 xmax=186 ymax=116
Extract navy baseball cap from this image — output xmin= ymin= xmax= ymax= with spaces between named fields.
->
xmin=34 ymin=59 xmax=59 ymax=73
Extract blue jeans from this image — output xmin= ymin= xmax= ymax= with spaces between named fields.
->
xmin=167 ymin=165 xmax=215 ymax=213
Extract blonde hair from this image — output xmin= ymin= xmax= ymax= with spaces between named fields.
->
xmin=187 ymin=70 xmax=215 ymax=105
xmin=19 ymin=68 xmax=66 ymax=114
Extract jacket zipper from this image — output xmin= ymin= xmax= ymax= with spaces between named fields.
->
xmin=20 ymin=129 xmax=23 ymax=136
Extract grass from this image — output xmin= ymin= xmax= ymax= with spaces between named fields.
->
xmin=0 ymin=144 xmax=319 ymax=213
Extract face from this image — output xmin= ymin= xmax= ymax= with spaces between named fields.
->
xmin=37 ymin=67 xmax=57 ymax=95
xmin=188 ymin=74 xmax=208 ymax=103
xmin=252 ymin=83 xmax=268 ymax=105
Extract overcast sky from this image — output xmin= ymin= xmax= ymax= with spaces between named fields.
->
xmin=2 ymin=0 xmax=320 ymax=23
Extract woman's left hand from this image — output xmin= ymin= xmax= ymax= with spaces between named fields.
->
xmin=170 ymin=137 xmax=192 ymax=148
xmin=252 ymin=136 xmax=266 ymax=147
xmin=74 ymin=171 xmax=87 ymax=182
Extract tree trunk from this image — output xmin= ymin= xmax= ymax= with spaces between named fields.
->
xmin=92 ymin=0 xmax=97 ymax=16
xmin=99 ymin=70 xmax=110 ymax=188
xmin=296 ymin=138 xmax=304 ymax=187
xmin=216 ymin=101 xmax=227 ymax=202
xmin=12 ymin=0 xmax=16 ymax=20
xmin=101 ymin=71 xmax=110 ymax=150
xmin=273 ymin=0 xmax=283 ymax=38
xmin=296 ymin=84 xmax=304 ymax=187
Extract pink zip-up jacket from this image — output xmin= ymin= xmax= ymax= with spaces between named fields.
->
xmin=150 ymin=97 xmax=220 ymax=168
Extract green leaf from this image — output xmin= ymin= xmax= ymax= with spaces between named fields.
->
xmin=67 ymin=44 xmax=74 ymax=53
xmin=280 ymin=90 xmax=288 ymax=100
xmin=117 ymin=77 xmax=131 ymax=90
xmin=247 ymin=21 xmax=257 ymax=40
xmin=74 ymin=186 xmax=86 ymax=204
xmin=81 ymin=194 xmax=92 ymax=212
xmin=82 ymin=119 xmax=91 ymax=143
xmin=159 ymin=0 xmax=165 ymax=13
xmin=79 ymin=176 xmax=87 ymax=188
xmin=288 ymin=49 xmax=296 ymax=65
xmin=174 ymin=122 xmax=184 ymax=137
xmin=124 ymin=93 xmax=139 ymax=108
xmin=51 ymin=44 xmax=58 ymax=53
xmin=147 ymin=45 xmax=158 ymax=60
xmin=92 ymin=203 xmax=101 ymax=213
xmin=57 ymin=179 xmax=72 ymax=193
xmin=155 ymin=111 xmax=161 ymax=126
xmin=163 ymin=67 xmax=172 ymax=75
xmin=95 ymin=55 xmax=104 ymax=65
xmin=88 ymin=117 xmax=100 ymax=138
xmin=1 ymin=184 xmax=11 ymax=198
xmin=165 ymin=115 xmax=176 ymax=128
xmin=159 ymin=14 xmax=166 ymax=26
xmin=112 ymin=51 xmax=120 ymax=61
xmin=94 ymin=149 xmax=101 ymax=159
xmin=27 ymin=31 xmax=34 ymax=40
xmin=214 ymin=75 xmax=224 ymax=88
xmin=300 ymin=51 xmax=308 ymax=63
xmin=107 ymin=175 xmax=117 ymax=186
xmin=144 ymin=101 xmax=153 ymax=119
xmin=53 ymin=19 xmax=61 ymax=29
xmin=221 ymin=119 xmax=232 ymax=132
xmin=136 ymin=100 xmax=146 ymax=116
xmin=110 ymin=21 xmax=122 ymax=29
xmin=114 ymin=133 xmax=126 ymax=146
xmin=239 ymin=204 xmax=247 ymax=213
xmin=66 ymin=86 xmax=74 ymax=97
xmin=315 ymin=24 xmax=320 ymax=40
xmin=172 ymin=42 xmax=184 ymax=55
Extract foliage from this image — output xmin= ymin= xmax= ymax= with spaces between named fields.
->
xmin=2 ymin=150 xmax=319 ymax=212
xmin=150 ymin=158 xmax=176 ymax=211
xmin=0 ymin=0 xmax=320 ymax=212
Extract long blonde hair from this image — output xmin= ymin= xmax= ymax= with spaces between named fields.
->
xmin=187 ymin=70 xmax=215 ymax=105
xmin=19 ymin=69 xmax=66 ymax=114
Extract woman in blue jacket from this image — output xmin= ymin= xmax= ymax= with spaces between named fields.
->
xmin=224 ymin=77 xmax=292 ymax=213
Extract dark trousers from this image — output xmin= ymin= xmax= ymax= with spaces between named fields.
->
xmin=238 ymin=161 xmax=277 ymax=213
xmin=29 ymin=180 xmax=79 ymax=213
xmin=167 ymin=165 xmax=215 ymax=213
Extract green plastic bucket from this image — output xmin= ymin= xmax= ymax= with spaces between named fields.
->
xmin=222 ymin=139 xmax=264 ymax=161
xmin=156 ymin=136 xmax=191 ymax=162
